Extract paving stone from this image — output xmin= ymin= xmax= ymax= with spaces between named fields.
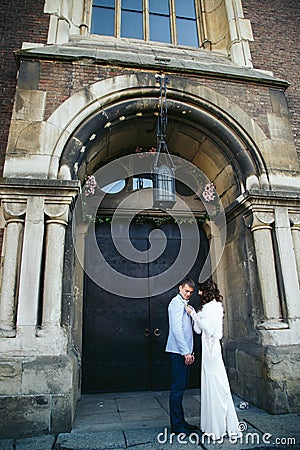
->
xmin=121 ymin=419 xmax=170 ymax=431
xmin=72 ymin=412 xmax=122 ymax=433
xmin=155 ymin=390 xmax=200 ymax=419
xmin=126 ymin=427 xmax=203 ymax=450
xmin=241 ymin=413 xmax=300 ymax=448
xmin=55 ymin=430 xmax=125 ymax=450
xmin=116 ymin=395 xmax=161 ymax=412
xmin=0 ymin=440 xmax=13 ymax=450
xmin=125 ymin=427 xmax=162 ymax=447
xmin=119 ymin=408 xmax=169 ymax=423
xmin=76 ymin=396 xmax=117 ymax=414
xmin=15 ymin=435 xmax=56 ymax=449
xmin=201 ymin=426 xmax=276 ymax=450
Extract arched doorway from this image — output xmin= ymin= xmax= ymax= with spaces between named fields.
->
xmin=82 ymin=219 xmax=209 ymax=392
xmin=57 ymin=74 xmax=274 ymax=405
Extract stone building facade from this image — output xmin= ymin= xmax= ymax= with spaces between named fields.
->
xmin=0 ymin=0 xmax=299 ymax=438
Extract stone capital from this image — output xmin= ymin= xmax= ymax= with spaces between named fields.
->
xmin=250 ymin=210 xmax=275 ymax=232
xmin=2 ymin=201 xmax=26 ymax=222
xmin=290 ymin=213 xmax=300 ymax=229
xmin=44 ymin=203 xmax=69 ymax=224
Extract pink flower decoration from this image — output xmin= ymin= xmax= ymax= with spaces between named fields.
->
xmin=83 ymin=175 xmax=97 ymax=197
xmin=202 ymin=182 xmax=215 ymax=202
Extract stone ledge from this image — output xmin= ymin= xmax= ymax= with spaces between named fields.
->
xmin=0 ymin=178 xmax=80 ymax=200
xmin=0 ymin=177 xmax=80 ymax=188
xmin=14 ymin=41 xmax=289 ymax=88
xmin=257 ymin=320 xmax=289 ymax=330
xmin=226 ymin=188 xmax=300 ymax=218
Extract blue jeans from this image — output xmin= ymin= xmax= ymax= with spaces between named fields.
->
xmin=169 ymin=353 xmax=190 ymax=430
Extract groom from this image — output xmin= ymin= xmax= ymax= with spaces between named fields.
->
xmin=166 ymin=278 xmax=198 ymax=434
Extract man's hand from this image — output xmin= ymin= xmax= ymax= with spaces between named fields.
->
xmin=184 ymin=353 xmax=195 ymax=365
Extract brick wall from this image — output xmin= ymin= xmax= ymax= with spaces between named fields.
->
xmin=38 ymin=61 xmax=137 ymax=120
xmin=243 ymin=0 xmax=300 ymax=158
xmin=1 ymin=0 xmax=299 ymax=172
xmin=0 ymin=0 xmax=50 ymax=175
xmin=35 ymin=60 xmax=274 ymax=142
xmin=0 ymin=2 xmax=298 ymax=327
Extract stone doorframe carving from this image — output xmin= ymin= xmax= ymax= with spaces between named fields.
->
xmin=240 ymin=190 xmax=300 ymax=346
xmin=0 ymin=179 xmax=79 ymax=354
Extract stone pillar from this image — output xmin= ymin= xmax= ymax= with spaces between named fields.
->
xmin=0 ymin=202 xmax=26 ymax=336
xmin=38 ymin=204 xmax=69 ymax=334
xmin=250 ymin=211 xmax=286 ymax=329
xmin=202 ymin=220 xmax=225 ymax=286
xmin=72 ymin=221 xmax=89 ymax=354
xmin=225 ymin=0 xmax=254 ymax=67
xmin=275 ymin=208 xmax=300 ymax=318
xmin=16 ymin=197 xmax=45 ymax=336
xmin=290 ymin=213 xmax=300 ymax=283
xmin=205 ymin=219 xmax=227 ymax=330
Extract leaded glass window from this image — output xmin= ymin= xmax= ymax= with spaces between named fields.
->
xmin=91 ymin=0 xmax=201 ymax=48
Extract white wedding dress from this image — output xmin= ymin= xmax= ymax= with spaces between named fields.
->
xmin=191 ymin=300 xmax=241 ymax=440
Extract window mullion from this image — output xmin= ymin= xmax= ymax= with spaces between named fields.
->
xmin=194 ymin=0 xmax=203 ymax=44
xmin=144 ymin=0 xmax=149 ymax=41
xmin=169 ymin=0 xmax=176 ymax=45
xmin=199 ymin=0 xmax=208 ymax=44
xmin=115 ymin=0 xmax=121 ymax=38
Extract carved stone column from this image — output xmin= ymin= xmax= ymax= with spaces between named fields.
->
xmin=0 ymin=202 xmax=26 ymax=336
xmin=274 ymin=208 xmax=300 ymax=318
xmin=38 ymin=203 xmax=69 ymax=334
xmin=290 ymin=213 xmax=300 ymax=283
xmin=16 ymin=197 xmax=45 ymax=336
xmin=250 ymin=211 xmax=286 ymax=329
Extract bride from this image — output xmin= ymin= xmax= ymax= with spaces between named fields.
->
xmin=186 ymin=278 xmax=241 ymax=441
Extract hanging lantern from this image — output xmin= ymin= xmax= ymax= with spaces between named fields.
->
xmin=152 ymin=75 xmax=176 ymax=210
xmin=153 ymin=140 xmax=176 ymax=209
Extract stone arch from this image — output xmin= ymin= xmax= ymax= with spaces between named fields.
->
xmin=55 ymin=74 xmax=269 ymax=382
xmin=43 ymin=74 xmax=270 ymax=206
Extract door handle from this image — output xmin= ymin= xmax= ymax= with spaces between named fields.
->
xmin=144 ymin=329 xmax=150 ymax=337
xmin=153 ymin=328 xmax=161 ymax=337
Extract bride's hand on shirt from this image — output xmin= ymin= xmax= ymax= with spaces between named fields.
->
xmin=185 ymin=305 xmax=194 ymax=315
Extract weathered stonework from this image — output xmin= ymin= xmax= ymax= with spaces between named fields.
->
xmin=0 ymin=180 xmax=79 ymax=436
xmin=0 ymin=354 xmax=79 ymax=438
xmin=226 ymin=343 xmax=300 ymax=414
xmin=0 ymin=0 xmax=299 ymax=439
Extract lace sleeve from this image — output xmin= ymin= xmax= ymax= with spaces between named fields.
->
xmin=190 ymin=310 xmax=203 ymax=334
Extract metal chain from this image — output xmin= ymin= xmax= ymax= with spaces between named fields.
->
xmin=156 ymin=74 xmax=170 ymax=143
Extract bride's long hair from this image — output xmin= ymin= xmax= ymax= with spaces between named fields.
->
xmin=198 ymin=278 xmax=223 ymax=311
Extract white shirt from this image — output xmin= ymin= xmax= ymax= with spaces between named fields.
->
xmin=165 ymin=294 xmax=193 ymax=355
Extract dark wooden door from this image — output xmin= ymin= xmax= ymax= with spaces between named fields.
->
xmin=82 ymin=220 xmax=207 ymax=393
xmin=148 ymin=223 xmax=205 ymax=390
